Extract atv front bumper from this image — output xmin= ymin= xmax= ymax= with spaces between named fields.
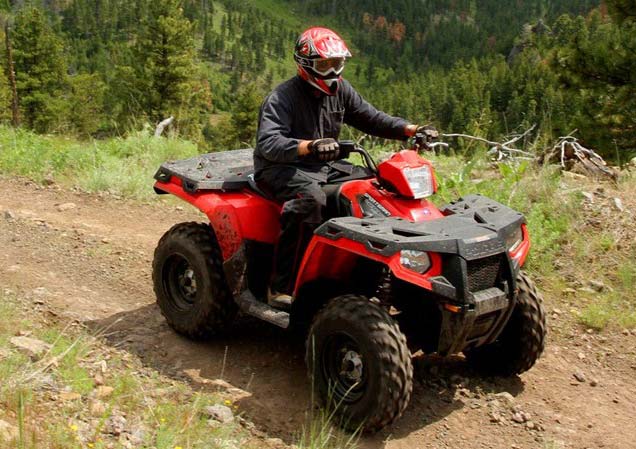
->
xmin=316 ymin=194 xmax=527 ymax=355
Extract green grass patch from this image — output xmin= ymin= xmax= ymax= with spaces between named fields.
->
xmin=297 ymin=407 xmax=359 ymax=449
xmin=579 ymin=256 xmax=636 ymax=330
xmin=0 ymin=125 xmax=200 ymax=199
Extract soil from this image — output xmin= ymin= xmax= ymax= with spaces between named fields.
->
xmin=1 ymin=176 xmax=635 ymax=449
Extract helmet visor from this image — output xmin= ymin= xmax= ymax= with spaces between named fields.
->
xmin=313 ymin=58 xmax=346 ymax=77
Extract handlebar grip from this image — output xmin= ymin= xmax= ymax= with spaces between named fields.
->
xmin=336 ymin=140 xmax=355 ymax=160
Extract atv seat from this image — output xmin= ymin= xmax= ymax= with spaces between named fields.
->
xmin=247 ymin=173 xmax=274 ymax=199
xmin=154 ymin=149 xmax=373 ymax=210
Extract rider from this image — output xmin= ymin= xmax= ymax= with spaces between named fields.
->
xmin=254 ymin=27 xmax=438 ymax=306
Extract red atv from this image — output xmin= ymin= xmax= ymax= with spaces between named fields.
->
xmin=152 ymin=136 xmax=546 ymax=432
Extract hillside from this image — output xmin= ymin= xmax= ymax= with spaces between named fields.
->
xmin=2 ymin=0 xmax=634 ymax=160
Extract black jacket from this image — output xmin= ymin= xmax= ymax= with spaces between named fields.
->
xmin=254 ymin=76 xmax=409 ymax=174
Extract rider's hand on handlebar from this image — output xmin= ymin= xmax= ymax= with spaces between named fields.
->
xmin=416 ymin=125 xmax=439 ymax=143
xmin=309 ymin=138 xmax=340 ymax=162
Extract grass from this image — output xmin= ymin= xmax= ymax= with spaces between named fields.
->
xmin=297 ymin=407 xmax=359 ymax=449
xmin=0 ymin=292 xmax=254 ymax=449
xmin=0 ymin=125 xmax=200 ymax=199
xmin=578 ymin=257 xmax=636 ymax=330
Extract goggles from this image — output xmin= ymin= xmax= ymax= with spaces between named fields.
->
xmin=298 ymin=57 xmax=346 ymax=77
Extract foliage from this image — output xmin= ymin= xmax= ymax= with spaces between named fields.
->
xmin=0 ymin=0 xmax=634 ymax=160
xmin=0 ymin=125 xmax=200 ymax=198
xmin=67 ymin=73 xmax=106 ymax=136
xmin=132 ymin=0 xmax=207 ymax=135
xmin=550 ymin=3 xmax=636 ymax=158
xmin=211 ymin=81 xmax=264 ymax=148
xmin=10 ymin=6 xmax=67 ymax=133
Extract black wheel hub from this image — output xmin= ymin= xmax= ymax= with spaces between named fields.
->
xmin=164 ymin=255 xmax=198 ymax=310
xmin=321 ymin=334 xmax=367 ymax=404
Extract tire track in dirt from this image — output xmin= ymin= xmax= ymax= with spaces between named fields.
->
xmin=1 ymin=176 xmax=635 ymax=449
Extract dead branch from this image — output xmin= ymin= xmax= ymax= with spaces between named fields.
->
xmin=442 ymin=125 xmax=536 ymax=161
xmin=546 ymin=135 xmax=618 ymax=180
xmin=154 ymin=116 xmax=174 ymax=137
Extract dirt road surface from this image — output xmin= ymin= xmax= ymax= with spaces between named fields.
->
xmin=1 ymin=176 xmax=635 ymax=449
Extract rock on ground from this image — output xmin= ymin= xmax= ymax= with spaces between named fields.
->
xmin=0 ymin=348 xmax=10 ymax=360
xmin=10 ymin=336 xmax=52 ymax=360
xmin=95 ymin=385 xmax=114 ymax=399
xmin=204 ymin=404 xmax=234 ymax=424
xmin=56 ymin=202 xmax=77 ymax=212
xmin=104 ymin=414 xmax=127 ymax=436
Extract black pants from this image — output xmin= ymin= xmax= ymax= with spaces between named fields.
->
xmin=256 ymin=164 xmax=341 ymax=294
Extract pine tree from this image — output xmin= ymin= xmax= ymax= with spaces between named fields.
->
xmin=0 ymin=39 xmax=11 ymax=124
xmin=134 ymin=0 xmax=198 ymax=124
xmin=11 ymin=6 xmax=68 ymax=132
xmin=551 ymin=7 xmax=636 ymax=153
xmin=230 ymin=82 xmax=262 ymax=146
xmin=67 ymin=73 xmax=105 ymax=136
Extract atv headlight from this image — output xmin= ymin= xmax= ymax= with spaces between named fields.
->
xmin=505 ymin=227 xmax=523 ymax=252
xmin=400 ymin=250 xmax=431 ymax=274
xmin=404 ymin=166 xmax=434 ymax=199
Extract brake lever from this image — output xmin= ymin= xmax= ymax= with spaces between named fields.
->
xmin=413 ymin=133 xmax=432 ymax=153
xmin=412 ymin=133 xmax=450 ymax=153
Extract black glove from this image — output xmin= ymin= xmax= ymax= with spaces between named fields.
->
xmin=416 ymin=125 xmax=439 ymax=143
xmin=309 ymin=138 xmax=340 ymax=162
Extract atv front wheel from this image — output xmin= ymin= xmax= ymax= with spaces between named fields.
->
xmin=306 ymin=295 xmax=413 ymax=432
xmin=152 ymin=222 xmax=236 ymax=339
xmin=465 ymin=271 xmax=547 ymax=376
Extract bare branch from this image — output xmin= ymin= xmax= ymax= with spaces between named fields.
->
xmin=546 ymin=133 xmax=618 ymax=180
xmin=154 ymin=116 xmax=174 ymax=137
xmin=442 ymin=125 xmax=536 ymax=160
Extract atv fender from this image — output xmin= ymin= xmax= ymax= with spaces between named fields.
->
xmin=154 ymin=179 xmax=280 ymax=260
xmin=294 ymin=235 xmax=441 ymax=295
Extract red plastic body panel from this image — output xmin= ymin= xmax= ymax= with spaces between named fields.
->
xmin=294 ymin=236 xmax=444 ymax=295
xmin=377 ymin=150 xmax=438 ymax=199
xmin=339 ymin=179 xmax=445 ymax=222
xmin=510 ymin=224 xmax=530 ymax=267
xmin=155 ymin=177 xmax=281 ymax=259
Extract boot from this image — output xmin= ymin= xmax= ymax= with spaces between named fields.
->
xmin=267 ymin=289 xmax=292 ymax=310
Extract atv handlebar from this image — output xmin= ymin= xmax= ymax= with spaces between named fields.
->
xmin=338 ymin=137 xmax=449 ymax=173
xmin=413 ymin=132 xmax=448 ymax=153
xmin=339 ymin=140 xmax=379 ymax=174
xmin=425 ymin=142 xmax=450 ymax=150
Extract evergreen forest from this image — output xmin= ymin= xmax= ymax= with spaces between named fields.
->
xmin=0 ymin=0 xmax=634 ymax=160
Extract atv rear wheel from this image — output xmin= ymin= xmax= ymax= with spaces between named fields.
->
xmin=306 ymin=295 xmax=413 ymax=432
xmin=466 ymin=271 xmax=546 ymax=376
xmin=152 ymin=222 xmax=236 ymax=339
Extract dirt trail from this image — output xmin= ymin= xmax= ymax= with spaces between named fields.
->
xmin=1 ymin=176 xmax=635 ymax=449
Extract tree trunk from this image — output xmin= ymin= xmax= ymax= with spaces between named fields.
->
xmin=5 ymin=23 xmax=19 ymax=127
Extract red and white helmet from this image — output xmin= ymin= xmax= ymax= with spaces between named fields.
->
xmin=294 ymin=27 xmax=352 ymax=96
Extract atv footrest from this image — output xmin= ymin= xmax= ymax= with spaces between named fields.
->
xmin=236 ymin=290 xmax=290 ymax=329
